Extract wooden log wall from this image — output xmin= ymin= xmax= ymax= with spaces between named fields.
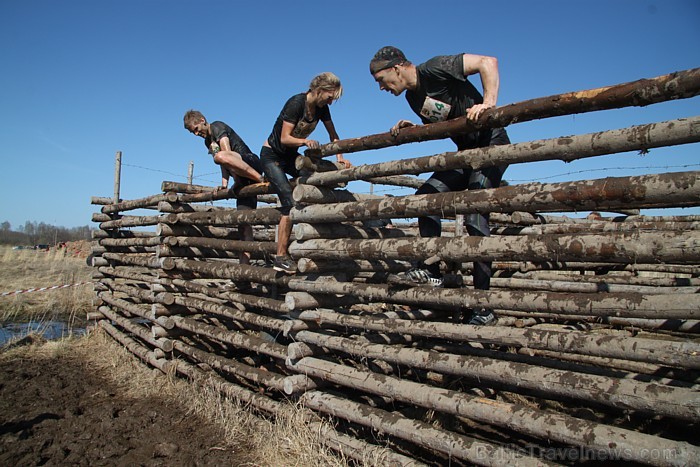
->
xmin=90 ymin=69 xmax=700 ymax=466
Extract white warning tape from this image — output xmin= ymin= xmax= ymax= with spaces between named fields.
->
xmin=1 ymin=281 xmax=93 ymax=297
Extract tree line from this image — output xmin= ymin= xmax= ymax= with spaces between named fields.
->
xmin=0 ymin=221 xmax=93 ymax=246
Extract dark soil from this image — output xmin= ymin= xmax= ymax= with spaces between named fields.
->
xmin=0 ymin=338 xmax=248 ymax=466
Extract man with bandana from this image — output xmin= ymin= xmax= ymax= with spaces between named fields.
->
xmin=369 ymin=46 xmax=510 ymax=326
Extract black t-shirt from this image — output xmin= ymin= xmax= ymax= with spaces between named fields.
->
xmin=267 ymin=93 xmax=331 ymax=158
xmin=205 ymin=121 xmax=254 ymax=155
xmin=406 ymin=54 xmax=501 ymax=150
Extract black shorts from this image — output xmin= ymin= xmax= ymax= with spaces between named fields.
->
xmin=236 ymin=152 xmax=263 ymax=210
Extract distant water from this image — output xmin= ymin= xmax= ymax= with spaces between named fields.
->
xmin=0 ymin=321 xmax=86 ymax=346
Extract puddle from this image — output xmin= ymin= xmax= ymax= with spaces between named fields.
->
xmin=0 ymin=321 xmax=86 ymax=346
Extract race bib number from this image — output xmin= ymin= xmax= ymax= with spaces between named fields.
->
xmin=420 ymin=96 xmax=452 ymax=123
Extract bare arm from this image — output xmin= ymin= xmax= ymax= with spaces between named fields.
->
xmin=218 ymin=136 xmax=232 ymax=152
xmin=323 ymin=119 xmax=351 ymax=168
xmin=280 ymin=121 xmax=319 ymax=149
xmin=462 ymin=53 xmax=500 ymax=121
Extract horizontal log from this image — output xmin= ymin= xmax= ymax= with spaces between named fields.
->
xmin=175 ymin=183 xmax=274 ymax=204
xmin=158 ymin=277 xmax=289 ymax=313
xmin=513 ymin=271 xmax=700 ymax=288
xmin=297 ymin=258 xmax=411 ymax=274
xmin=94 ymin=245 xmax=155 ymax=255
xmin=292 ymin=171 xmax=700 ymax=223
xmin=157 ymin=201 xmax=229 ymax=213
xmin=307 ymin=421 xmax=425 ymax=467
xmin=288 ymin=307 xmax=700 ymax=369
xmin=156 ymin=223 xmax=275 ymax=242
xmin=300 ymin=390 xmax=549 ymax=466
xmin=164 ymin=236 xmax=277 ymax=254
xmin=172 ymin=295 xmax=286 ymax=332
xmin=97 ymin=266 xmax=158 ymax=283
xmin=293 ymin=222 xmax=410 ymax=242
xmin=98 ymin=305 xmax=173 ymax=352
xmin=97 ymin=291 xmax=147 ymax=315
xmin=291 ymin=332 xmax=698 ymax=421
xmin=307 ymin=68 xmax=700 ymax=157
xmin=302 ymin=116 xmax=700 ymax=185
xmin=90 ymin=257 xmax=109 ymax=267
xmin=496 ymin=260 xmax=700 ymax=276
xmin=98 ymin=237 xmax=162 ymax=247
xmin=162 ymin=207 xmax=283 ymax=226
xmin=101 ymin=192 xmax=179 ymax=214
xmin=161 ymin=181 xmax=279 ymax=203
xmin=101 ymin=252 xmax=165 ymax=269
xmin=284 ymin=291 xmax=362 ymax=310
xmin=99 ymin=321 xmax=173 ymax=373
xmin=92 ymin=229 xmax=156 ymax=239
xmin=286 ymin=278 xmax=700 ymax=319
xmin=162 ymin=181 xmax=217 ymax=193
xmin=289 ymin=355 xmax=699 ymax=465
xmin=172 ymin=353 xmax=285 ymax=416
xmin=292 ymin=184 xmax=380 ymax=204
xmin=100 ymin=279 xmax=174 ymax=305
xmin=155 ymin=244 xmax=270 ymax=260
xmin=483 ymin=276 xmax=699 ymax=295
xmin=91 ymin=196 xmax=117 ymax=205
xmin=497 ymin=221 xmax=700 ymax=236
xmin=173 ymin=340 xmax=288 ymax=392
xmin=161 ymin=258 xmax=292 ymax=286
xmin=366 ymin=175 xmax=425 ymax=189
xmin=512 ymin=212 xmax=700 ymax=225
xmin=92 ymin=213 xmax=116 ymax=222
xmin=99 ymin=214 xmax=164 ymax=229
xmin=294 ymin=156 xmax=342 ymax=172
xmin=604 ymin=317 xmax=700 ymax=333
xmin=290 ymin=230 xmax=700 ymax=265
xmin=170 ymin=315 xmax=287 ymax=360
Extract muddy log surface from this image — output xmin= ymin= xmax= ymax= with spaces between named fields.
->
xmin=0 ymin=337 xmax=247 ymax=466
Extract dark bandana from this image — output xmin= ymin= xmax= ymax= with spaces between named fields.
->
xmin=369 ymin=46 xmax=407 ymax=74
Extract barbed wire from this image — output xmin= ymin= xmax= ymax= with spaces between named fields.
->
xmin=122 ymin=163 xmax=220 ymax=184
xmin=508 ymin=163 xmax=700 ymax=182
xmin=123 ymin=161 xmax=700 ymax=195
xmin=122 ymin=163 xmax=188 ymax=179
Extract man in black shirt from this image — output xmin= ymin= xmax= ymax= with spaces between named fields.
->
xmin=369 ymin=46 xmax=510 ymax=325
xmin=184 ymin=110 xmax=264 ymax=267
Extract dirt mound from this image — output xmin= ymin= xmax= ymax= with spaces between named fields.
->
xmin=0 ymin=340 xmax=246 ymax=465
xmin=59 ymin=240 xmax=91 ymax=258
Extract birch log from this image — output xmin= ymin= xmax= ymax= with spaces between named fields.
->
xmin=289 ymin=356 xmax=699 ymax=466
xmin=307 ymin=68 xmax=700 ymax=157
xmin=291 ymin=171 xmax=700 ymax=223
xmin=302 ymin=117 xmax=700 ymax=185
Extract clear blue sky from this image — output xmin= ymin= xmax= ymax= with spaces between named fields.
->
xmin=1 ymin=0 xmax=698 ymax=229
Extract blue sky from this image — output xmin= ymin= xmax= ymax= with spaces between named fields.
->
xmin=1 ymin=0 xmax=698 ymax=229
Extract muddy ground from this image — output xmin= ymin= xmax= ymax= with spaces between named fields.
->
xmin=0 ymin=337 xmax=249 ymax=466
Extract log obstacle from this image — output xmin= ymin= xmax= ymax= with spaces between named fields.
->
xmin=90 ymin=69 xmax=700 ymax=466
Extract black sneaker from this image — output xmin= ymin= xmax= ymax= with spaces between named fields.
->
xmin=467 ymin=308 xmax=497 ymax=326
xmin=273 ymin=255 xmax=297 ymax=274
xmin=396 ymin=268 xmax=443 ymax=287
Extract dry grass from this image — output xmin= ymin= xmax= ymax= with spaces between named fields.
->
xmin=2 ymin=330 xmax=351 ymax=466
xmin=0 ymin=245 xmax=394 ymax=465
xmin=0 ymin=245 xmax=93 ymax=325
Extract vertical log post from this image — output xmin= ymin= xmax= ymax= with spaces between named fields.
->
xmin=113 ymin=150 xmax=122 ymax=203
